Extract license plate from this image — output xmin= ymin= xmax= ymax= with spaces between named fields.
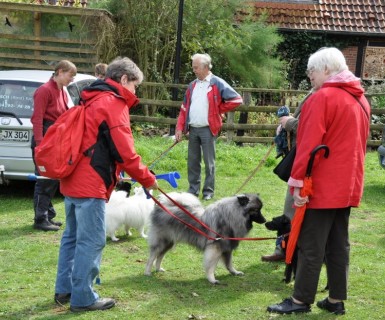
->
xmin=0 ymin=129 xmax=29 ymax=142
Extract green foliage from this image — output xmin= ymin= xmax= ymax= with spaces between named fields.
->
xmin=105 ymin=0 xmax=178 ymax=83
xmin=278 ymin=32 xmax=359 ymax=89
xmin=218 ymin=15 xmax=284 ymax=87
xmin=181 ymin=2 xmax=285 ymax=87
xmin=94 ymin=0 xmax=285 ymax=90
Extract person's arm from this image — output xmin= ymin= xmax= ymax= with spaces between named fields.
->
xmin=106 ymin=99 xmax=156 ymax=189
xmin=31 ymin=86 xmax=50 ymax=145
xmin=175 ymin=87 xmax=190 ymax=140
xmin=215 ymin=78 xmax=243 ymax=113
xmin=281 ymin=116 xmax=298 ymax=134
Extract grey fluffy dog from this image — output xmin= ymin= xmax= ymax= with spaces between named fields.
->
xmin=144 ymin=192 xmax=266 ymax=284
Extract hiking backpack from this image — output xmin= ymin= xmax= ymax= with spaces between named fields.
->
xmin=34 ymin=102 xmax=88 ymax=179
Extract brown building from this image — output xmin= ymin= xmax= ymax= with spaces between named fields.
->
xmin=253 ymin=0 xmax=385 ymax=80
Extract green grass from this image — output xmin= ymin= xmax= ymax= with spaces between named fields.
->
xmin=1 ymin=135 xmax=385 ymax=319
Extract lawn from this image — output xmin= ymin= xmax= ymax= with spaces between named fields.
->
xmin=0 ymin=135 xmax=384 ymax=319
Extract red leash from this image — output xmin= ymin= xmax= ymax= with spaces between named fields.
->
xmin=150 ymin=188 xmax=281 ymax=242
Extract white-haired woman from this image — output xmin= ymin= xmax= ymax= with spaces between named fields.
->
xmin=267 ymin=47 xmax=370 ymax=315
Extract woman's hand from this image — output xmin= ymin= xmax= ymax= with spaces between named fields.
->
xmin=293 ymin=187 xmax=309 ymax=207
xmin=279 ymin=115 xmax=294 ymax=129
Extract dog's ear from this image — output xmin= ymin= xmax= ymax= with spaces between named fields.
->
xmin=236 ymin=194 xmax=250 ymax=206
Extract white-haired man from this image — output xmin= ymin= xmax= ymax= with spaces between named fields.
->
xmin=175 ymin=53 xmax=243 ymax=200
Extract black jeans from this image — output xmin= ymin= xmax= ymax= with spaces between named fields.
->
xmin=293 ymin=207 xmax=350 ymax=304
xmin=31 ymin=120 xmax=59 ymax=223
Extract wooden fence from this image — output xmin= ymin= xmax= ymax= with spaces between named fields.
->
xmin=0 ymin=2 xmax=110 ymax=73
xmin=134 ymin=82 xmax=384 ymax=148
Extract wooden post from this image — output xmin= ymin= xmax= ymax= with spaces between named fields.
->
xmin=33 ymin=12 xmax=42 ymax=66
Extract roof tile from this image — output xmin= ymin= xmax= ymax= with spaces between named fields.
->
xmin=253 ymin=0 xmax=385 ymax=34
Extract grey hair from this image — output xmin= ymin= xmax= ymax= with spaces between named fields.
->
xmin=106 ymin=57 xmax=144 ymax=84
xmin=191 ymin=53 xmax=212 ymax=70
xmin=307 ymin=47 xmax=348 ymax=76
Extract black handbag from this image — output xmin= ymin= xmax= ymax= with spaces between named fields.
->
xmin=273 ymin=145 xmax=296 ymax=182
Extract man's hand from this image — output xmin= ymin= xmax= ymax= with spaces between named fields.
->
xmin=175 ymin=130 xmax=183 ymax=142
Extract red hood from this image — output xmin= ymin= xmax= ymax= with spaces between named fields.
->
xmin=81 ymin=78 xmax=139 ymax=109
xmin=322 ymin=70 xmax=365 ymax=99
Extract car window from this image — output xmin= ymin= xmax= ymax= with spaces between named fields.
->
xmin=0 ymin=80 xmax=40 ymax=118
xmin=67 ymin=79 xmax=95 ymax=105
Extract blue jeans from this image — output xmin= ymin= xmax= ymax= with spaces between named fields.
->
xmin=55 ymin=197 xmax=106 ymax=307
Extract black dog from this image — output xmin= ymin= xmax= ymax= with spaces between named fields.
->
xmin=264 ymin=214 xmax=296 ymax=283
xmin=115 ymin=180 xmax=132 ymax=197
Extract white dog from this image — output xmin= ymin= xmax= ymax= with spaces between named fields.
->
xmin=106 ymin=186 xmax=154 ymax=241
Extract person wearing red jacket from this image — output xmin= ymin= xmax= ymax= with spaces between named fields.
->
xmin=267 ymin=48 xmax=370 ymax=315
xmin=175 ymin=53 xmax=243 ymax=200
xmin=54 ymin=57 xmax=158 ymax=312
xmin=31 ymin=60 xmax=77 ymax=231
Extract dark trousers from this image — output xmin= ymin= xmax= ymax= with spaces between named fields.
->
xmin=293 ymin=207 xmax=350 ymax=304
xmin=31 ymin=133 xmax=59 ymax=223
xmin=187 ymin=126 xmax=216 ymax=197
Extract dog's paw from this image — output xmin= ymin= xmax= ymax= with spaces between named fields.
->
xmin=209 ymin=279 xmax=220 ymax=285
xmin=141 ymin=234 xmax=148 ymax=239
xmin=232 ymin=271 xmax=244 ymax=276
xmin=111 ymin=236 xmax=119 ymax=242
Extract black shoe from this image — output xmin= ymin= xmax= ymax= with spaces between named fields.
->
xmin=70 ymin=298 xmax=116 ymax=312
xmin=267 ymin=297 xmax=311 ymax=314
xmin=49 ymin=219 xmax=62 ymax=227
xmin=203 ymin=194 xmax=213 ymax=201
xmin=54 ymin=293 xmax=71 ymax=305
xmin=33 ymin=220 xmax=60 ymax=232
xmin=317 ymin=297 xmax=345 ymax=315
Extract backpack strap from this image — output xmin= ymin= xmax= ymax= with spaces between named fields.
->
xmin=339 ymin=87 xmax=370 ymax=120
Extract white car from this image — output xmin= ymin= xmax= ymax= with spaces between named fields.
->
xmin=0 ymin=70 xmax=96 ymax=184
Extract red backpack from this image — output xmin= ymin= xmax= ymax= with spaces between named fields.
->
xmin=34 ymin=102 xmax=88 ymax=179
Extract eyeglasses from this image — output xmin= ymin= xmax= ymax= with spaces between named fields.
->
xmin=306 ymin=67 xmax=315 ymax=76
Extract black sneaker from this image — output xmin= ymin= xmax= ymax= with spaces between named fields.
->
xmin=317 ymin=297 xmax=345 ymax=315
xmin=33 ymin=220 xmax=60 ymax=232
xmin=54 ymin=293 xmax=71 ymax=305
xmin=70 ymin=298 xmax=116 ymax=312
xmin=267 ymin=297 xmax=311 ymax=314
xmin=49 ymin=219 xmax=63 ymax=227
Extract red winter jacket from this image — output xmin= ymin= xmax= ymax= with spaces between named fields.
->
xmin=176 ymin=75 xmax=243 ymax=136
xmin=60 ymin=78 xmax=155 ymax=200
xmin=31 ymin=77 xmax=69 ymax=145
xmin=288 ymin=71 xmax=370 ymax=208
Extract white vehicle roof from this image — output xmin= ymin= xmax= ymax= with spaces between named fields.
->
xmin=0 ymin=70 xmax=95 ymax=83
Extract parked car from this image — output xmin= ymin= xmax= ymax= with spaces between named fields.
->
xmin=378 ymin=128 xmax=385 ymax=169
xmin=0 ymin=70 xmax=96 ymax=184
